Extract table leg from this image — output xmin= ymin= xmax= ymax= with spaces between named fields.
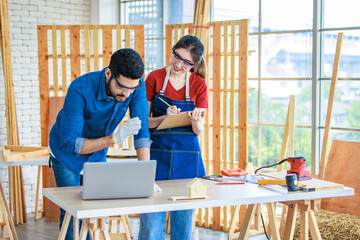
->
xmin=266 ymin=202 xmax=280 ymax=240
xmin=228 ymin=205 xmax=240 ymax=240
xmin=73 ymin=217 xmax=79 ymax=240
xmin=101 ymin=218 xmax=111 ymax=240
xmin=238 ymin=204 xmax=256 ymax=240
xmin=79 ymin=220 xmax=89 ymax=240
xmin=300 ymin=209 xmax=309 ymax=240
xmin=283 ymin=202 xmax=298 ymax=240
xmin=309 ymin=210 xmax=321 ymax=240
xmin=58 ymin=212 xmax=71 ymax=240
xmin=34 ymin=166 xmax=43 ymax=220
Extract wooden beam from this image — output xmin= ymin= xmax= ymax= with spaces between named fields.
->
xmin=319 ymin=33 xmax=343 ymax=180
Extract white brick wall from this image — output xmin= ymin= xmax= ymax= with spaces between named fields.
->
xmin=0 ymin=0 xmax=90 ymax=214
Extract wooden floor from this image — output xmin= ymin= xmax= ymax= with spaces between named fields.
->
xmin=14 ymin=214 xmax=268 ymax=240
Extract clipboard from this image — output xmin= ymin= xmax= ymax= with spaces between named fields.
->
xmin=156 ymin=112 xmax=191 ymax=130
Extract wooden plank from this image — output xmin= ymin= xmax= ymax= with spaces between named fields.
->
xmin=283 ymin=202 xmax=298 ymax=240
xmin=38 ymin=25 xmax=50 ymax=147
xmin=223 ymin=24 xmax=229 ymax=171
xmin=84 ymin=25 xmax=91 ymax=73
xmin=211 ymin=22 xmax=222 ymax=230
xmin=266 ymin=202 xmax=280 ymax=240
xmin=165 ymin=25 xmax=172 ymax=67
xmin=287 ymin=95 xmax=295 ymax=157
xmin=125 ymin=27 xmax=130 ymax=48
xmin=116 ymin=25 xmax=122 ymax=50
xmin=319 ymin=32 xmax=343 ymax=180
xmin=262 ymin=171 xmax=344 ymax=190
xmin=308 ymin=210 xmax=321 ymax=240
xmin=0 ymin=180 xmax=18 ymax=240
xmin=93 ymin=26 xmax=99 ymax=71
xmin=2 ymin=145 xmax=48 ymax=162
xmin=277 ymin=95 xmax=295 ymax=171
xmin=70 ymin=25 xmax=81 ymax=80
xmin=238 ymin=204 xmax=257 ymax=240
xmin=322 ymin=140 xmax=360 ymax=216
xmin=230 ymin=24 xmax=236 ymax=169
xmin=134 ymin=25 xmax=144 ymax=64
xmin=238 ymin=20 xmax=249 ymax=170
xmin=300 ymin=209 xmax=309 ymax=240
xmin=60 ymin=26 xmax=67 ymax=93
xmin=102 ymin=25 xmax=112 ymax=68
xmin=52 ymin=26 xmax=59 ymax=96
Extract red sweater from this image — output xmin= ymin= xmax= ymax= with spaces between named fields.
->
xmin=145 ymin=68 xmax=208 ymax=108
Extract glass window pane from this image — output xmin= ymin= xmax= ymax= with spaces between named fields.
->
xmin=121 ymin=0 xmax=164 ymax=75
xmin=294 ymin=128 xmax=312 ymax=171
xmin=166 ymin=0 xmax=194 ymax=24
xmin=320 ymin=80 xmax=360 ymax=129
xmin=321 ymin=30 xmax=360 ymax=78
xmin=262 ymin=0 xmax=313 ymax=31
xmin=260 ymin=80 xmax=312 ymax=125
xmin=260 ymin=125 xmax=283 ymax=167
xmin=261 ymin=33 xmax=312 ymax=78
xmin=248 ymin=80 xmax=258 ymax=123
xmin=323 ymin=0 xmax=360 ymax=28
xmin=213 ymin=0 xmax=259 ymax=33
xmin=248 ymin=35 xmax=259 ymax=78
xmin=248 ymin=125 xmax=259 ymax=167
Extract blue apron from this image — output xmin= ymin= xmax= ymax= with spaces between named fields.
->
xmin=150 ymin=68 xmax=206 ymax=180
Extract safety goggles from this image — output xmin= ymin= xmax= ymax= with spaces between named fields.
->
xmin=111 ymin=71 xmax=142 ymax=90
xmin=172 ymin=50 xmax=195 ymax=67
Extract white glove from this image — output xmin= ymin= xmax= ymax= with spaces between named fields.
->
xmin=112 ymin=117 xmax=141 ymax=144
xmin=154 ymin=183 xmax=162 ymax=192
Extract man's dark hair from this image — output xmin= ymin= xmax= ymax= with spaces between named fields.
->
xmin=109 ymin=48 xmax=144 ymax=79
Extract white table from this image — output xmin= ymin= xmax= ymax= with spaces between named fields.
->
xmin=43 ymin=178 xmax=354 ymax=240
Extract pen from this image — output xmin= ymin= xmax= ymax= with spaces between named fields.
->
xmin=216 ymin=182 xmax=245 ymax=185
xmin=159 ymin=97 xmax=171 ymax=107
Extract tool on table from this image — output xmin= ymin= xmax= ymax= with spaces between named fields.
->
xmin=255 ymin=156 xmax=312 ymax=181
xmin=202 ymin=175 xmax=246 ymax=185
xmin=286 ymin=156 xmax=311 ymax=180
xmin=257 ymin=173 xmax=315 ymax=192
xmin=221 ymin=168 xmax=248 ymax=177
xmin=216 ymin=182 xmax=245 ymax=185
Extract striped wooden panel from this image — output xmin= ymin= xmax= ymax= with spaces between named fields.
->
xmin=38 ymin=24 xmax=145 ymax=148
xmin=165 ymin=19 xmax=249 ymax=231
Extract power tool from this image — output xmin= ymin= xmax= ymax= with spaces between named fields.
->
xmin=255 ymin=156 xmax=311 ymax=180
xmin=286 ymin=156 xmax=310 ymax=178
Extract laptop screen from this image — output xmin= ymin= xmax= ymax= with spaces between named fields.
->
xmin=82 ymin=160 xmax=156 ymax=200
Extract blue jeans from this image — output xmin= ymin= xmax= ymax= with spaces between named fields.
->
xmin=51 ymin=156 xmax=90 ymax=240
xmin=139 ymin=209 xmax=194 ymax=240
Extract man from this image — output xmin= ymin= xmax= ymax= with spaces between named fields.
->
xmin=49 ymin=48 xmax=151 ymax=240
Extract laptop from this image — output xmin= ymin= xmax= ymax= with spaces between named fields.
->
xmin=82 ymin=160 xmax=156 ymax=200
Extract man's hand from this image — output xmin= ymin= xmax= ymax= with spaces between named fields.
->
xmin=112 ymin=117 xmax=141 ymax=144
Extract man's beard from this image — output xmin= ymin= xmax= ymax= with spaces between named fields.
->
xmin=107 ymin=79 xmax=126 ymax=102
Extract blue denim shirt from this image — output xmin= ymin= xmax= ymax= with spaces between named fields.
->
xmin=49 ymin=68 xmax=151 ymax=173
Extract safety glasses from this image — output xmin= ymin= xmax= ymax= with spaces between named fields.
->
xmin=111 ymin=71 xmax=141 ymax=91
xmin=172 ymin=50 xmax=195 ymax=67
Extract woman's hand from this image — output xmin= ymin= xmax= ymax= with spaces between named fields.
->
xmin=188 ymin=108 xmax=206 ymax=135
xmin=167 ymin=105 xmax=181 ymax=115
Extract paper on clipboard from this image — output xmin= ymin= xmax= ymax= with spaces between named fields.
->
xmin=156 ymin=112 xmax=191 ymax=130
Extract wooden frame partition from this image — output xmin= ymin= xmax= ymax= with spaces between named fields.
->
xmin=37 ymin=24 xmax=145 ymax=220
xmin=165 ymin=19 xmax=249 ymax=232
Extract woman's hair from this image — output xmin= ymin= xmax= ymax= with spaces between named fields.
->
xmin=173 ymin=35 xmax=206 ymax=79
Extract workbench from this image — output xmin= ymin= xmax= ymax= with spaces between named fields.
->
xmin=43 ymin=178 xmax=354 ymax=240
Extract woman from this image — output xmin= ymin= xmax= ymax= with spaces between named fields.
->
xmin=139 ymin=35 xmax=208 ymax=240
